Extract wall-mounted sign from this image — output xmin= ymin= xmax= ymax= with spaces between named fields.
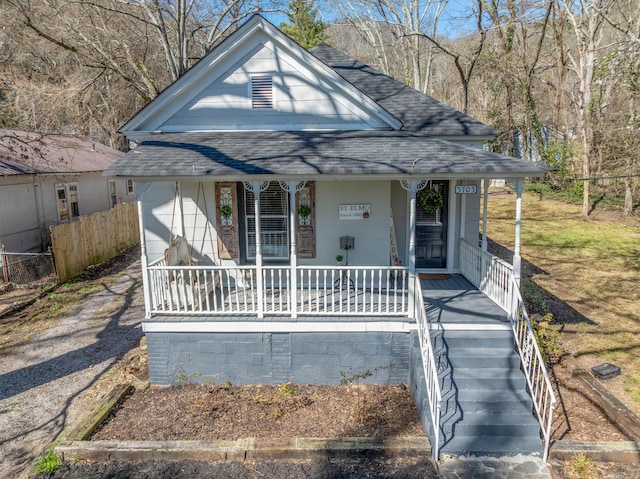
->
xmin=455 ymin=185 xmax=477 ymax=194
xmin=339 ymin=204 xmax=370 ymax=220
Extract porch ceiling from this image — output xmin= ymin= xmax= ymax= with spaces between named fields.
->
xmin=107 ymin=130 xmax=550 ymax=179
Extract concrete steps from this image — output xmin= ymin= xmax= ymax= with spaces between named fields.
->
xmin=432 ymin=329 xmax=543 ymax=457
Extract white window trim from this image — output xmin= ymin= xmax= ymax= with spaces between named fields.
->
xmin=244 ymin=184 xmax=289 ymax=261
xmin=56 ymin=182 xmax=80 ymax=223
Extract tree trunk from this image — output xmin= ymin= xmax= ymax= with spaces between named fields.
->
xmin=623 ymin=175 xmax=633 ymax=217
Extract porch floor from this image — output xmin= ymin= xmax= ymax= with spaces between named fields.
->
xmin=420 ymin=274 xmax=510 ymax=330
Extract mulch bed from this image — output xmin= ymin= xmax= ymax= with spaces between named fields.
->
xmin=91 ymin=383 xmax=425 ymax=441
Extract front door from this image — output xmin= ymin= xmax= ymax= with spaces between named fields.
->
xmin=416 ymin=180 xmax=448 ymax=269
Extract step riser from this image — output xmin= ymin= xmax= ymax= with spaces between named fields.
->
xmin=445 ymin=356 xmax=521 ymax=369
xmin=441 ymin=436 xmax=543 ymax=455
xmin=450 ymin=424 xmax=541 ymax=438
xmin=441 ymin=368 xmax=525 ymax=380
xmin=440 ymin=377 xmax=526 ymax=391
xmin=454 ymin=400 xmax=533 ymax=415
xmin=434 ymin=338 xmax=515 ymax=349
xmin=442 ymin=412 xmax=539 ymax=427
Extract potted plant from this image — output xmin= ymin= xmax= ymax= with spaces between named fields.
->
xmin=335 ymin=254 xmax=343 ymax=266
xmin=220 ymin=204 xmax=233 ymax=219
xmin=298 ymin=204 xmax=312 ymax=219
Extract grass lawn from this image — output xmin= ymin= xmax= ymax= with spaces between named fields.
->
xmin=485 ymin=189 xmax=640 ymax=413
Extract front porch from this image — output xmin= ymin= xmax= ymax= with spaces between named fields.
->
xmin=146 ymin=262 xmax=410 ymax=318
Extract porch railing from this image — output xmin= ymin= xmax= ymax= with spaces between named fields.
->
xmin=146 ymin=259 xmax=409 ymax=317
xmin=459 ymin=238 xmax=556 ymax=461
xmin=297 ymin=267 xmax=408 ymax=315
xmin=460 ymin=239 xmax=513 ymax=311
xmin=510 ymin=278 xmax=557 ymax=462
xmin=413 ymin=275 xmax=442 ymax=460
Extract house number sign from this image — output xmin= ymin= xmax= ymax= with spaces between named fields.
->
xmin=455 ymin=185 xmax=477 ymax=194
xmin=339 ymin=204 xmax=370 ymax=220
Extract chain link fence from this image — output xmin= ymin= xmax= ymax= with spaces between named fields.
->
xmin=1 ymin=250 xmax=55 ymax=285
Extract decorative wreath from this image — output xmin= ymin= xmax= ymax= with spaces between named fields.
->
xmin=418 ymin=188 xmax=443 ymax=213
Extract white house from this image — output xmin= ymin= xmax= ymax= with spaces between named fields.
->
xmin=0 ymin=130 xmax=136 ymax=252
xmin=107 ymin=16 xmax=556 ymax=461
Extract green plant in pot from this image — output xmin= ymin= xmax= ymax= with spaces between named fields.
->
xmin=220 ymin=204 xmax=233 ymax=219
xmin=336 ymin=254 xmax=343 ymax=265
xmin=298 ymin=204 xmax=312 ymax=218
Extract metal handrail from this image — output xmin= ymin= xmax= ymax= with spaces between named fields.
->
xmin=509 ymin=278 xmax=557 ymax=462
xmin=413 ymin=275 xmax=442 ymax=460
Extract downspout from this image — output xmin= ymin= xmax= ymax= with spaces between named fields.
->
xmin=513 ymin=179 xmax=523 ymax=286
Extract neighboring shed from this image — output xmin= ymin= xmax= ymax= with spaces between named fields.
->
xmin=0 ymin=130 xmax=134 ymax=252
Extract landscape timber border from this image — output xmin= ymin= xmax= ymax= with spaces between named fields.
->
xmin=53 ymin=379 xmax=640 ymax=465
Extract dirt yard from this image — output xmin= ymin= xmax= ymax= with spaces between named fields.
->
xmin=92 ymin=382 xmax=425 ymax=441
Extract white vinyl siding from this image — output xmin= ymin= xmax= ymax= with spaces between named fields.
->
xmin=161 ymin=42 xmax=387 ymax=131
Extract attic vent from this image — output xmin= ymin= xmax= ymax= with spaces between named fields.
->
xmin=251 ymin=76 xmax=273 ymax=109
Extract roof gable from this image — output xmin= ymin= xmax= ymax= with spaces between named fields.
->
xmin=311 ymin=43 xmax=497 ymax=138
xmin=121 ymin=16 xmax=401 ymax=138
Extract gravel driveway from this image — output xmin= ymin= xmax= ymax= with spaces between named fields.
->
xmin=0 ymin=259 xmax=143 ymax=478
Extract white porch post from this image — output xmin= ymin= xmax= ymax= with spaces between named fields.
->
xmin=513 ymin=179 xmax=524 ymax=287
xmin=482 ymin=178 xmax=489 ymax=252
xmin=401 ymin=179 xmax=427 ymax=319
xmin=246 ymin=181 xmax=269 ymax=319
xmin=282 ymin=181 xmax=306 ymax=319
xmin=408 ymin=181 xmax=417 ymax=319
xmin=254 ymin=182 xmax=264 ymax=319
xmin=136 ymin=183 xmax=152 ymax=319
xmin=289 ymin=182 xmax=297 ymax=319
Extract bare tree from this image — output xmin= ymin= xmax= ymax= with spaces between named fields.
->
xmin=562 ymin=0 xmax=613 ymax=216
xmin=330 ymin=0 xmax=449 ymax=93
xmin=480 ymin=0 xmax=553 ymax=157
xmin=404 ymin=0 xmax=487 ymax=113
xmin=1 ymin=0 xmax=283 ymax=145
xmin=587 ymin=0 xmax=639 ymax=216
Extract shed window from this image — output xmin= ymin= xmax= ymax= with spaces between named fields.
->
xmin=56 ymin=183 xmax=80 ymax=222
xmin=251 ymin=76 xmax=273 ymax=109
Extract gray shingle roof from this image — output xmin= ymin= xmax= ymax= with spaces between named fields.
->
xmin=311 ymin=44 xmax=497 ymax=137
xmin=107 ymin=131 xmax=547 ymax=178
xmin=0 ymin=129 xmax=123 ymax=176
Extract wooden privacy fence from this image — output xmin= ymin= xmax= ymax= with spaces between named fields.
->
xmin=50 ymin=202 xmax=139 ymax=283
